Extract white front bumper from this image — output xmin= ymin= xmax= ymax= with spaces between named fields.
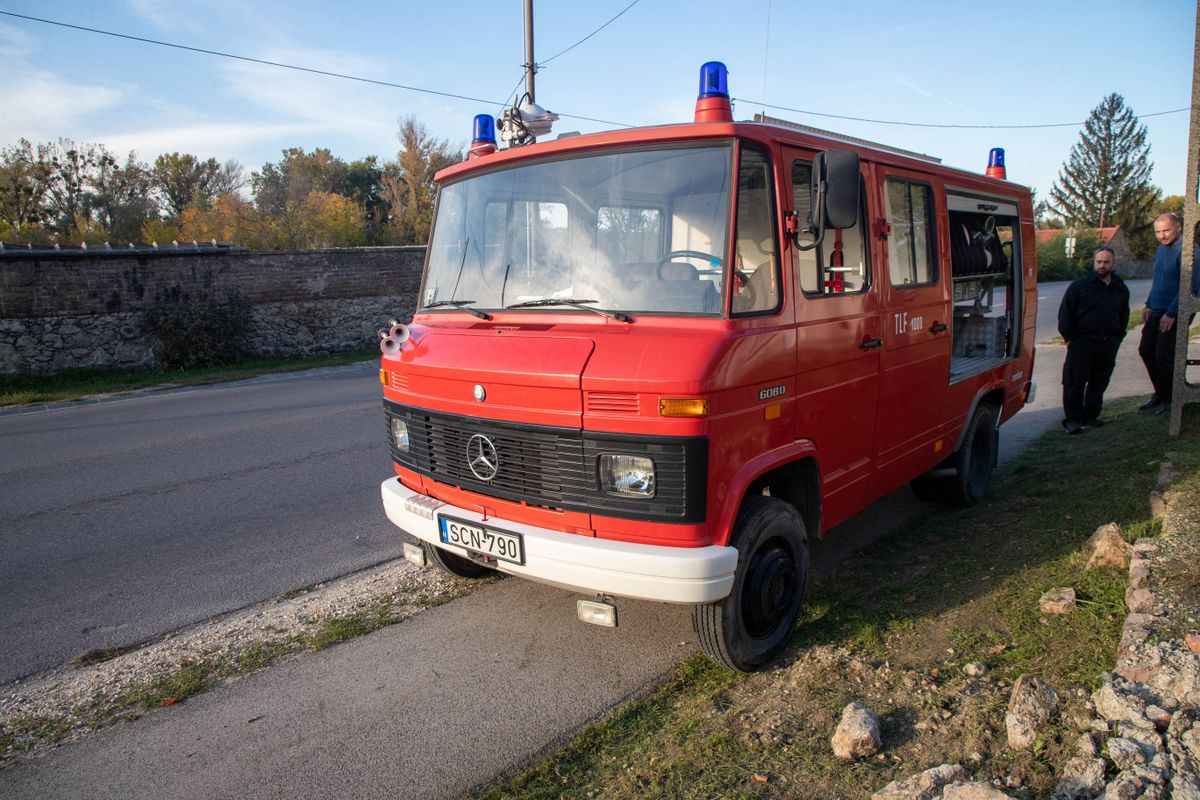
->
xmin=380 ymin=478 xmax=737 ymax=604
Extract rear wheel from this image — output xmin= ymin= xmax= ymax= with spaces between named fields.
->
xmin=947 ymin=405 xmax=998 ymax=506
xmin=423 ymin=542 xmax=492 ymax=578
xmin=910 ymin=473 xmax=950 ymax=503
xmin=909 ymin=405 xmax=998 ymax=507
xmin=693 ymin=496 xmax=809 ymax=672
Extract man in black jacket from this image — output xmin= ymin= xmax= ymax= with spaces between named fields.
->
xmin=1057 ymin=246 xmax=1130 ymax=434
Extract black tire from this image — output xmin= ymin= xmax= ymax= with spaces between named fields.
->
xmin=909 ymin=405 xmax=999 ymax=506
xmin=946 ymin=405 xmax=998 ymax=507
xmin=693 ymin=496 xmax=809 ymax=672
xmin=423 ymin=541 xmax=492 ymax=578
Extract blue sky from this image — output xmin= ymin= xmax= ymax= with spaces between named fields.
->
xmin=0 ymin=0 xmax=1194 ymax=203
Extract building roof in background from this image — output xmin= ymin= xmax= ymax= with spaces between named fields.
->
xmin=1035 ymin=226 xmax=1122 ymax=244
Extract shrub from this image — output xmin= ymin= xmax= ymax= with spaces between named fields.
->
xmin=1036 ymin=229 xmax=1101 ymax=282
xmin=142 ymin=289 xmax=253 ymax=369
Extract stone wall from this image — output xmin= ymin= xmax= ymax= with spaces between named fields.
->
xmin=0 ymin=246 xmax=425 ymax=375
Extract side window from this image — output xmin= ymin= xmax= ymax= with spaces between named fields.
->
xmin=732 ymin=146 xmax=780 ymax=315
xmin=792 ymin=160 xmax=869 ymax=295
xmin=884 ymin=179 xmax=937 ymax=286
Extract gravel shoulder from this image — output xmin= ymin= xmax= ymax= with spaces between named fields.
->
xmin=1 ymin=558 xmax=475 ymax=761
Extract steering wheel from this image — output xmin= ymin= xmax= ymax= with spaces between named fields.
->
xmin=655 ymin=250 xmax=723 ymax=280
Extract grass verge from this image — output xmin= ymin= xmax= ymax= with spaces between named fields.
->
xmin=479 ymin=398 xmax=1200 ymax=800
xmin=0 ymin=349 xmax=376 ymax=407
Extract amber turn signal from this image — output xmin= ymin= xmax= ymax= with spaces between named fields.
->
xmin=379 ymin=369 xmax=388 ymax=386
xmin=659 ymin=397 xmax=709 ymax=417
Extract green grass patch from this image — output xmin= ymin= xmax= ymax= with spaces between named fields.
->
xmin=478 ymin=398 xmax=1200 ymax=799
xmin=122 ymin=657 xmax=223 ymax=709
xmin=0 ymin=349 xmax=376 ymax=407
xmin=0 ymin=715 xmax=73 ymax=754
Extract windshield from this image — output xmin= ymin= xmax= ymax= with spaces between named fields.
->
xmin=421 ymin=144 xmax=733 ymax=316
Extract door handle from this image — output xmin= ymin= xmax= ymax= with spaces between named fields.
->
xmin=859 ymin=337 xmax=883 ymax=350
xmin=929 ymin=322 xmax=948 ymax=333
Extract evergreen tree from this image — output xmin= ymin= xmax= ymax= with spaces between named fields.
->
xmin=1049 ymin=93 xmax=1153 ymax=229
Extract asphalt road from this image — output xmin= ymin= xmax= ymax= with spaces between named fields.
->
xmin=1035 ymin=278 xmax=1150 ymax=338
xmin=0 ymin=365 xmax=403 ymax=683
xmin=0 ymin=279 xmax=1164 ymax=798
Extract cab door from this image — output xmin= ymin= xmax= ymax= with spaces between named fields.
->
xmin=875 ymin=170 xmax=951 ymax=493
xmin=786 ymin=149 xmax=881 ymax=530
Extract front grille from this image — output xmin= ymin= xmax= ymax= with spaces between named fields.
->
xmin=384 ymin=400 xmax=705 ymax=523
xmin=416 ymin=415 xmax=587 ymax=507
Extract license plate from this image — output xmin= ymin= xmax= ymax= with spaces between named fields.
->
xmin=438 ymin=516 xmax=525 ymax=565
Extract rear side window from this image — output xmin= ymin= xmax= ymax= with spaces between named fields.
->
xmin=885 ymin=179 xmax=937 ymax=286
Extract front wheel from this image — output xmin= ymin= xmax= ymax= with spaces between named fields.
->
xmin=693 ymin=496 xmax=809 ymax=672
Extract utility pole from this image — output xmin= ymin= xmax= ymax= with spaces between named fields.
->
xmin=524 ymin=0 xmax=536 ymax=104
xmin=1169 ymin=9 xmax=1200 ymax=436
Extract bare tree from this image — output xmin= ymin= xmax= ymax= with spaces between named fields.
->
xmin=0 ymin=139 xmax=51 ymax=229
xmin=381 ymin=116 xmax=462 ymax=245
xmin=153 ymin=153 xmax=246 ymax=218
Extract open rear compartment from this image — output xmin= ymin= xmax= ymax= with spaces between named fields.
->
xmin=946 ymin=192 xmax=1022 ymax=382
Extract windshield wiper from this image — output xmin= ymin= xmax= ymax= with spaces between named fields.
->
xmin=505 ymin=298 xmax=631 ymax=323
xmin=423 ymin=299 xmax=492 ymax=320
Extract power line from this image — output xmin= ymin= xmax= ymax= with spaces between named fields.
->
xmin=498 ymin=72 xmax=529 ymax=116
xmin=0 ymin=10 xmax=633 ymax=129
xmin=737 ymin=97 xmax=1191 ymax=130
xmin=4 ymin=10 xmax=1189 ymax=134
xmin=541 ymin=0 xmax=641 ymax=65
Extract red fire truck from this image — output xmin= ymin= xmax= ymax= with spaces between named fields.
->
xmin=379 ymin=62 xmax=1037 ymax=671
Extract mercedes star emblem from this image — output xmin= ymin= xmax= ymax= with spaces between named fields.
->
xmin=466 ymin=434 xmax=499 ymax=481
xmin=473 ymin=384 xmax=486 ymax=402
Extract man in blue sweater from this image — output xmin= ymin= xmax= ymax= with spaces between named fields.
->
xmin=1138 ymin=213 xmax=1199 ymax=414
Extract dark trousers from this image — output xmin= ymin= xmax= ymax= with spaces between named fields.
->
xmin=1062 ymin=338 xmax=1119 ymax=423
xmin=1138 ymin=310 xmax=1177 ymax=403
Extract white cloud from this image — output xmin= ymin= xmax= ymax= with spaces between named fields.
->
xmin=218 ymin=47 xmax=401 ymax=144
xmin=123 ymin=0 xmax=186 ymax=31
xmin=103 ymin=121 xmax=318 ymax=162
xmin=867 ymin=13 xmax=992 ymax=39
xmin=0 ymin=21 xmax=34 ymax=57
xmin=0 ymin=69 xmax=124 ymax=143
xmin=892 ymin=76 xmax=976 ymax=118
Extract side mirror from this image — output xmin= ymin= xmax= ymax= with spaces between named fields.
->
xmin=795 ymin=149 xmax=861 ymax=252
xmin=816 ymin=150 xmax=860 ymax=230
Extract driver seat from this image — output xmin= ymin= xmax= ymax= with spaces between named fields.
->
xmin=660 ymin=262 xmax=699 ymax=281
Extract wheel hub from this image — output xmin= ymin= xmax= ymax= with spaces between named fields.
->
xmin=742 ymin=541 xmax=796 ymax=638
